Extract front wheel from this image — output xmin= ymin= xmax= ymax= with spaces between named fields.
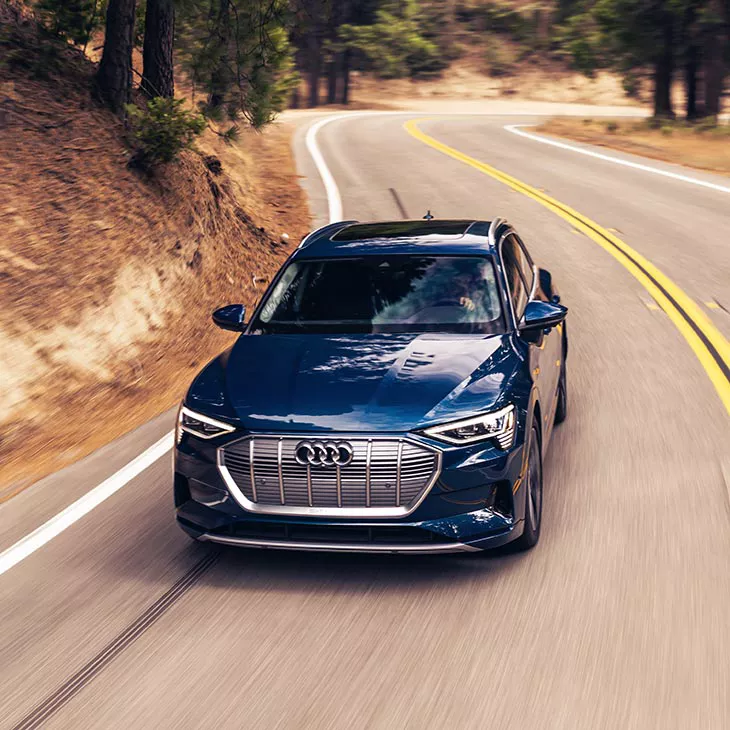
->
xmin=554 ymin=357 xmax=567 ymax=425
xmin=510 ymin=425 xmax=543 ymax=551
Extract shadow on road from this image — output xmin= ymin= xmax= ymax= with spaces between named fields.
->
xmin=196 ymin=542 xmax=524 ymax=595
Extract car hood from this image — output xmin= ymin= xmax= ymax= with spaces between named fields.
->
xmin=186 ymin=333 xmax=521 ymax=432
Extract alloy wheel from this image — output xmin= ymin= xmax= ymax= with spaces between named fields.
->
xmin=526 ymin=435 xmax=542 ymax=529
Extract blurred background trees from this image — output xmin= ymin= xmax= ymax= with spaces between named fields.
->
xmin=581 ymin=0 xmax=729 ymax=119
xmin=176 ymin=0 xmax=297 ymax=133
xmin=338 ymin=0 xmax=447 ymax=82
xmin=34 ymin=0 xmax=729 ymax=126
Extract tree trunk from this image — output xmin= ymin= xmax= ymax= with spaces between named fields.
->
xmin=557 ymin=0 xmax=578 ymax=23
xmin=341 ymin=49 xmax=351 ymax=105
xmin=703 ymin=52 xmax=725 ymax=118
xmin=209 ymin=0 xmax=231 ymax=113
xmin=682 ymin=2 xmax=703 ymax=120
xmin=653 ymin=19 xmax=675 ymax=118
xmin=307 ymin=36 xmax=321 ymax=107
xmin=702 ymin=3 xmax=725 ymax=119
xmin=536 ymin=7 xmax=551 ymax=47
xmin=142 ymin=0 xmax=175 ymax=98
xmin=290 ymin=85 xmax=301 ymax=109
xmin=96 ymin=0 xmax=136 ymax=114
xmin=326 ymin=54 xmax=339 ymax=104
xmin=685 ymin=44 xmax=700 ymax=119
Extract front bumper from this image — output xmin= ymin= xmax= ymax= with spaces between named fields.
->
xmin=197 ymin=532 xmax=479 ymax=555
xmin=174 ymin=427 xmax=528 ymax=553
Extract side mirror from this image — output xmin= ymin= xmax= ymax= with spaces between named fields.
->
xmin=538 ymin=267 xmax=560 ymax=303
xmin=212 ymin=304 xmax=246 ymax=332
xmin=520 ymin=300 xmax=567 ymax=333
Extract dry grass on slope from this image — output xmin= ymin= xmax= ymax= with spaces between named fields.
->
xmin=345 ymin=45 xmax=634 ymax=109
xmin=0 ymin=3 xmax=310 ymax=497
xmin=537 ymin=117 xmax=730 ymax=177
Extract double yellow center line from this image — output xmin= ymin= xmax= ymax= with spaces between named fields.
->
xmin=404 ymin=119 xmax=730 ymax=416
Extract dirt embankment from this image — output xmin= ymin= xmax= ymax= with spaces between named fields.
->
xmin=0 ymin=4 xmax=310 ymax=497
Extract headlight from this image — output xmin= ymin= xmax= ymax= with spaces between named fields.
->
xmin=423 ymin=405 xmax=516 ymax=449
xmin=176 ymin=405 xmax=236 ymax=443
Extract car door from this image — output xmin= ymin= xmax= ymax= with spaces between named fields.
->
xmin=501 ymin=234 xmax=562 ymax=432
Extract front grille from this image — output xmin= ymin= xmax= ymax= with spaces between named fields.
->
xmin=219 ymin=435 xmax=440 ymax=516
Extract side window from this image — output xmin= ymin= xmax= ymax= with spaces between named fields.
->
xmin=511 ymin=235 xmax=534 ymax=295
xmin=501 ymin=237 xmax=528 ymax=320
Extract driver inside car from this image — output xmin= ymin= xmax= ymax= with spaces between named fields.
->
xmin=451 ymin=269 xmax=481 ymax=313
xmin=372 ymin=257 xmax=500 ymax=328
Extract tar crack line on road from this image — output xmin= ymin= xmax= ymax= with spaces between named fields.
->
xmin=10 ymin=550 xmax=219 ymax=730
xmin=389 ymin=188 xmax=409 ymax=219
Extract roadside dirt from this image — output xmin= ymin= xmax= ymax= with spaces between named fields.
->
xmin=0 ymin=6 xmax=310 ymax=498
xmin=537 ymin=117 xmax=730 ymax=177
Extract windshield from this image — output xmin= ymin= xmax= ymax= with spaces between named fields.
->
xmin=252 ymin=255 xmax=506 ymax=335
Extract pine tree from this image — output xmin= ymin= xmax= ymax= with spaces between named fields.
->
xmin=593 ymin=0 xmax=681 ymax=118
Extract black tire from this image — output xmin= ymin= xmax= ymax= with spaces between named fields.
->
xmin=554 ymin=357 xmax=567 ymax=425
xmin=510 ymin=424 xmax=543 ymax=552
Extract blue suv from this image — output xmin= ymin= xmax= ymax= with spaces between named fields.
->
xmin=174 ymin=218 xmax=568 ymax=554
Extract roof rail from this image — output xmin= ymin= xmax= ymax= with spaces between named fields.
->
xmin=298 ymin=220 xmax=358 ymax=249
xmin=487 ymin=217 xmax=511 ymax=248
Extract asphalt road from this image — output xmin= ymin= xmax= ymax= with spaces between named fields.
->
xmin=2 ymin=113 xmax=729 ymax=729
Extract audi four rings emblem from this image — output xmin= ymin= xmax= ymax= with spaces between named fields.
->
xmin=294 ymin=440 xmax=354 ymax=467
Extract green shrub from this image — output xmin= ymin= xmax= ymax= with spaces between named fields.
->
xmin=406 ymin=35 xmax=449 ymax=78
xmin=134 ymin=0 xmax=147 ymax=47
xmin=565 ymin=35 xmax=598 ymax=76
xmin=660 ymin=125 xmax=673 ymax=136
xmin=484 ymin=41 xmax=516 ymax=77
xmin=125 ymin=97 xmax=206 ymax=167
xmin=36 ymin=0 xmax=103 ymax=47
xmin=621 ymin=72 xmax=640 ymax=99
xmin=339 ymin=3 xmax=447 ymax=80
xmin=693 ymin=117 xmax=718 ymax=133
xmin=554 ymin=12 xmax=601 ymax=77
xmin=457 ymin=1 xmax=532 ymax=41
xmin=2 ymin=28 xmax=65 ymax=80
xmin=709 ymin=123 xmax=730 ymax=137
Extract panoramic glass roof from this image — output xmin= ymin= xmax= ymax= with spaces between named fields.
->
xmin=331 ymin=220 xmax=477 ymax=242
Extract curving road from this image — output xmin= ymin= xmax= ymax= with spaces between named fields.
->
xmin=1 ymin=112 xmax=729 ymax=729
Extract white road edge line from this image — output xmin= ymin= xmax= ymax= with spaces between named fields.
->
xmin=0 ymin=432 xmax=175 ymax=576
xmin=304 ymin=114 xmax=349 ymax=223
xmin=304 ymin=111 xmax=392 ymax=222
xmin=505 ymin=124 xmax=730 ymax=195
xmin=0 ymin=112 xmax=351 ymax=577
